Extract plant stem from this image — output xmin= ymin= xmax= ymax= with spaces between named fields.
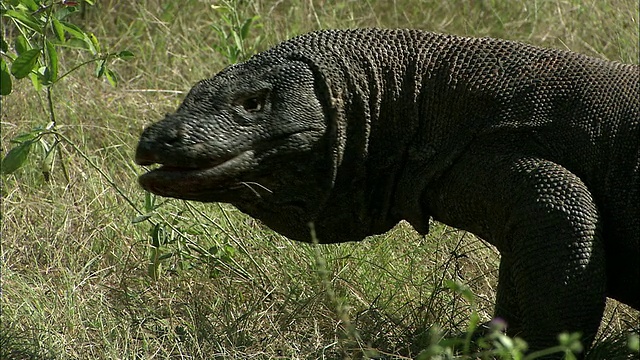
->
xmin=55 ymin=131 xmax=144 ymax=216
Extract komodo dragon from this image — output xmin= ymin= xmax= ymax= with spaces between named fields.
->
xmin=135 ymin=28 xmax=639 ymax=355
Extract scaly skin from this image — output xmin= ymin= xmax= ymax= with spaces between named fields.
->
xmin=135 ymin=29 xmax=639 ymax=356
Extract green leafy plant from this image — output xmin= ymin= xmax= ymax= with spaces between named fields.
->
xmin=628 ymin=332 xmax=639 ymax=352
xmin=415 ymin=280 xmax=585 ymax=359
xmin=211 ymin=0 xmax=262 ymax=64
xmin=1 ymin=0 xmax=133 ymax=177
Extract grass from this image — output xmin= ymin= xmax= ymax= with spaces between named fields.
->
xmin=2 ymin=0 xmax=639 ymax=359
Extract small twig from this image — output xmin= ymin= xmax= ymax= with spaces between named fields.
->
xmin=54 ymin=131 xmax=144 ymax=216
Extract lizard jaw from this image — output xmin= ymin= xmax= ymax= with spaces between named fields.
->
xmin=137 ymin=150 xmax=256 ymax=201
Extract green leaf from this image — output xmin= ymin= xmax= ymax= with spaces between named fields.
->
xmin=148 ymin=223 xmax=164 ymax=280
xmin=54 ymin=6 xmax=78 ymax=21
xmin=105 ymin=68 xmax=117 ymax=87
xmin=61 ymin=38 xmax=92 ymax=51
xmin=45 ymin=40 xmax=58 ymax=83
xmin=60 ymin=21 xmax=86 ymax=40
xmin=240 ymin=16 xmax=257 ymax=40
xmin=116 ymin=50 xmax=134 ymax=59
xmin=628 ymin=333 xmax=639 ymax=352
xmin=0 ymin=37 xmax=8 ymax=53
xmin=445 ymin=280 xmax=475 ymax=304
xmin=20 ymin=0 xmax=40 ymax=11
xmin=29 ymin=72 xmax=42 ymax=91
xmin=232 ymin=31 xmax=243 ymax=54
xmin=59 ymin=22 xmax=98 ymax=54
xmin=223 ymin=244 xmax=236 ymax=258
xmin=40 ymin=139 xmax=56 ymax=182
xmin=143 ymin=191 xmax=156 ymax=212
xmin=211 ymin=24 xmax=225 ymax=37
xmin=558 ymin=332 xmax=583 ymax=353
xmin=11 ymin=131 xmax=38 ymax=143
xmin=63 ymin=28 xmax=98 ymax=55
xmin=0 ymin=59 xmax=11 ymax=95
xmin=88 ymin=32 xmax=100 ymax=54
xmin=15 ymin=34 xmax=30 ymax=56
xmin=51 ymin=18 xmax=65 ymax=42
xmin=1 ymin=140 xmax=33 ymax=174
xmin=95 ymin=59 xmax=106 ymax=77
xmin=132 ymin=213 xmax=154 ymax=224
xmin=467 ymin=312 xmax=480 ymax=332
xmin=229 ymin=49 xmax=239 ymax=64
xmin=4 ymin=9 xmax=43 ymax=33
xmin=11 ymin=48 xmax=40 ymax=79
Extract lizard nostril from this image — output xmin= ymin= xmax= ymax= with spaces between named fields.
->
xmin=148 ymin=115 xmax=191 ymax=147
xmin=160 ymin=127 xmax=183 ymax=147
xmin=134 ymin=120 xmax=187 ymax=165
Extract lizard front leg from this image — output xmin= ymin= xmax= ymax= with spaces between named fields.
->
xmin=421 ymin=149 xmax=607 ymax=355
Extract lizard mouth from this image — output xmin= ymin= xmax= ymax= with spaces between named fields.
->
xmin=135 ymin=127 xmax=327 ymax=203
xmin=137 ymin=150 xmax=256 ymax=201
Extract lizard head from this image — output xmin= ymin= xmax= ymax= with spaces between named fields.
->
xmin=135 ymin=56 xmax=342 ymax=241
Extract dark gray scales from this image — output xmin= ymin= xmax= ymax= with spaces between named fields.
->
xmin=135 ymin=28 xmax=639 ymax=356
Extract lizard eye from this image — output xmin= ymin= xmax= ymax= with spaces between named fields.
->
xmin=241 ymin=94 xmax=266 ymax=113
